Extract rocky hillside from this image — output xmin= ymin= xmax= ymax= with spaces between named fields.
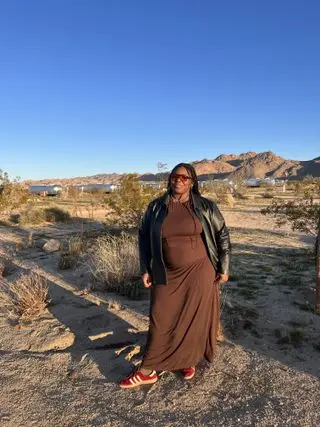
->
xmin=192 ymin=151 xmax=319 ymax=180
xmin=24 ymin=173 xmax=121 ymax=186
xmin=24 ymin=151 xmax=319 ymax=185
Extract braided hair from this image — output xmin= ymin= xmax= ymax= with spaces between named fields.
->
xmin=167 ymin=163 xmax=201 ymax=196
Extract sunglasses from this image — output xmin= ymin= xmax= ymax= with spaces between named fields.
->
xmin=170 ymin=173 xmax=193 ymax=184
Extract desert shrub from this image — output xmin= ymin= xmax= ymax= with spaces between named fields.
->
xmin=19 ymin=206 xmax=71 ymax=225
xmin=58 ymin=236 xmax=84 ymax=270
xmin=294 ymin=178 xmax=320 ymax=198
xmin=67 ymin=236 xmax=84 ymax=254
xmin=232 ymin=179 xmax=249 ymax=200
xmin=0 ymin=272 xmax=50 ymax=319
xmin=82 ymin=232 xmax=140 ymax=291
xmin=204 ymin=182 xmax=235 ymax=207
xmin=274 ymin=326 xmax=306 ymax=347
xmin=105 ymin=174 xmax=162 ymax=228
xmin=262 ymin=191 xmax=275 ymax=199
xmin=234 ymin=191 xmax=249 ymax=200
xmin=44 ymin=207 xmax=71 ymax=222
xmin=0 ymin=170 xmax=29 ymax=214
xmin=58 ymin=253 xmax=77 ymax=270
xmin=19 ymin=207 xmax=47 ymax=225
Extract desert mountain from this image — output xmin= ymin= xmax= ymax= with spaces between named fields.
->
xmin=24 ymin=151 xmax=319 ymax=185
xmin=191 ymin=151 xmax=319 ymax=180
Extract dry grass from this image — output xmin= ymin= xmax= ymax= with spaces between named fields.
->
xmin=58 ymin=236 xmax=84 ymax=270
xmin=202 ymin=182 xmax=235 ymax=207
xmin=67 ymin=236 xmax=84 ymax=254
xmin=81 ymin=232 xmax=140 ymax=290
xmin=0 ymin=272 xmax=50 ymax=319
xmin=18 ymin=206 xmax=71 ymax=225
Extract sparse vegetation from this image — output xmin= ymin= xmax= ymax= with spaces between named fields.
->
xmin=19 ymin=206 xmax=47 ymax=225
xmin=82 ymin=232 xmax=140 ymax=292
xmin=261 ymin=190 xmax=275 ymax=198
xmin=261 ymin=180 xmax=320 ymax=312
xmin=203 ymin=181 xmax=235 ymax=207
xmin=45 ymin=207 xmax=71 ymax=222
xmin=0 ymin=170 xmax=29 ymax=215
xmin=274 ymin=326 xmax=306 ymax=347
xmin=58 ymin=236 xmax=84 ymax=270
xmin=18 ymin=206 xmax=71 ymax=225
xmin=104 ymin=174 xmax=162 ymax=228
xmin=0 ymin=272 xmax=50 ymax=319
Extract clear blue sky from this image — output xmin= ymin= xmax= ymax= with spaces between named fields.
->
xmin=0 ymin=0 xmax=319 ymax=180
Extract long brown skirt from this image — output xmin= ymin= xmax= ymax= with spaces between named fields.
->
xmin=142 ymin=234 xmax=220 ymax=371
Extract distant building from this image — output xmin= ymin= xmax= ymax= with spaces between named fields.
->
xmin=139 ymin=181 xmax=163 ymax=189
xmin=74 ymin=183 xmax=118 ymax=193
xmin=28 ymin=184 xmax=63 ymax=196
xmin=246 ymin=177 xmax=276 ymax=187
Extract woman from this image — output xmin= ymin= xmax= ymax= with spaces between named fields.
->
xmin=120 ymin=163 xmax=231 ymax=389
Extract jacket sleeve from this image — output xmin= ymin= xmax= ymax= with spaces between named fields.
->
xmin=138 ymin=203 xmax=152 ymax=275
xmin=210 ymin=202 xmax=231 ymax=275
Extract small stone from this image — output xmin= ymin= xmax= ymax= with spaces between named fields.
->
xmin=43 ymin=239 xmax=61 ymax=253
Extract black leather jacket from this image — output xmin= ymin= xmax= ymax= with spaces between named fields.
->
xmin=138 ymin=191 xmax=231 ymax=285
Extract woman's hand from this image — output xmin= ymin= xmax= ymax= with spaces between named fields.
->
xmin=214 ymin=273 xmax=229 ymax=286
xmin=142 ymin=273 xmax=153 ymax=288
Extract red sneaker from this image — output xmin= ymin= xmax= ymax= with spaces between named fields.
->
xmin=181 ymin=366 xmax=196 ymax=380
xmin=119 ymin=370 xmax=158 ymax=389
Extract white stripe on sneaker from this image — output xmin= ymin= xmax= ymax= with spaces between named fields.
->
xmin=133 ymin=376 xmax=139 ymax=384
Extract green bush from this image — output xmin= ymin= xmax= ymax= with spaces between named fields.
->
xmin=105 ymin=174 xmax=162 ymax=228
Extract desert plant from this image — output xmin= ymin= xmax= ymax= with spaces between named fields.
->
xmin=261 ymin=189 xmax=320 ymax=312
xmin=294 ymin=178 xmax=320 ymax=199
xmin=18 ymin=206 xmax=71 ymax=225
xmin=232 ymin=179 xmax=249 ymax=200
xmin=274 ymin=326 xmax=306 ymax=347
xmin=82 ymin=232 xmax=140 ymax=291
xmin=83 ymin=190 xmax=106 ymax=219
xmin=105 ymin=174 xmax=162 ymax=228
xmin=64 ymin=186 xmax=82 ymax=217
xmin=44 ymin=207 xmax=71 ymax=222
xmin=58 ymin=236 xmax=84 ymax=270
xmin=262 ymin=191 xmax=275 ymax=199
xmin=19 ymin=206 xmax=47 ymax=225
xmin=204 ymin=181 xmax=235 ymax=207
xmin=0 ymin=272 xmax=50 ymax=319
xmin=0 ymin=170 xmax=29 ymax=214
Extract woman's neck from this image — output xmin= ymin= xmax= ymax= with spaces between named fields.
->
xmin=171 ymin=192 xmax=190 ymax=203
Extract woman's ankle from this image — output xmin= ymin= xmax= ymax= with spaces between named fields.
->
xmin=140 ymin=367 xmax=153 ymax=375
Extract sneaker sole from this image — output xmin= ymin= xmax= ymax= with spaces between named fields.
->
xmin=120 ymin=378 xmax=158 ymax=389
xmin=184 ymin=372 xmax=195 ymax=380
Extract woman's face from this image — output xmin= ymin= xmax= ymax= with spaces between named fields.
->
xmin=170 ymin=166 xmax=194 ymax=196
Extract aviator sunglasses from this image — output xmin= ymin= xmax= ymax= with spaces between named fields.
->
xmin=170 ymin=173 xmax=193 ymax=184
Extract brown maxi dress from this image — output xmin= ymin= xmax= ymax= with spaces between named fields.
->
xmin=142 ymin=197 xmax=220 ymax=371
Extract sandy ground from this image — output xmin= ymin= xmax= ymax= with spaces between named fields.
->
xmin=0 ymin=201 xmax=320 ymax=426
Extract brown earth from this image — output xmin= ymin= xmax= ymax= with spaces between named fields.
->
xmin=0 ymin=195 xmax=320 ymax=426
